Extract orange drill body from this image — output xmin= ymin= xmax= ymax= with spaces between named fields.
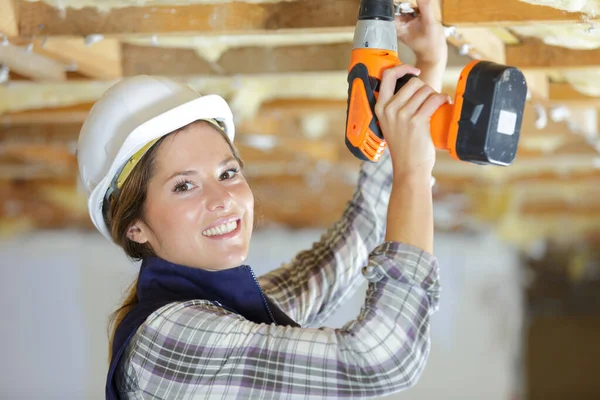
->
xmin=346 ymin=0 xmax=527 ymax=166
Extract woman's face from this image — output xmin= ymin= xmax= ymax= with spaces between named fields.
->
xmin=128 ymin=122 xmax=254 ymax=271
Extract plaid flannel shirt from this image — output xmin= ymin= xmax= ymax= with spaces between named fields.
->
xmin=116 ymin=150 xmax=441 ymax=399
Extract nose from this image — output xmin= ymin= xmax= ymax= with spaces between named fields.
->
xmin=204 ymin=181 xmax=233 ymax=211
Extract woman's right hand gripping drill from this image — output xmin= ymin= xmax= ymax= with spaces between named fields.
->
xmin=375 ymin=64 xmax=450 ymax=255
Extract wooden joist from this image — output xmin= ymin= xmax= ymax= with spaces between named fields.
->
xmin=549 ymin=82 xmax=600 ymax=107
xmin=0 ymin=42 xmax=66 ymax=81
xmin=3 ymin=32 xmax=470 ymax=80
xmin=442 ymin=0 xmax=595 ymax=26
xmin=506 ymin=37 xmax=600 ymax=70
xmin=122 ymin=42 xmax=356 ymax=76
xmin=17 ymin=0 xmax=361 ymax=37
xmin=0 ymin=0 xmax=18 ymax=37
xmin=16 ymin=0 xmax=596 ymax=36
xmin=24 ymin=37 xmax=123 ymax=80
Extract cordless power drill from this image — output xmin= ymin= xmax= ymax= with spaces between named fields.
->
xmin=345 ymin=0 xmax=528 ymax=166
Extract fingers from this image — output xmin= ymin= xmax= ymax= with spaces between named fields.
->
xmin=391 ymin=84 xmax=435 ymax=118
xmin=416 ymin=93 xmax=451 ymax=120
xmin=416 ymin=0 xmax=436 ymax=25
xmin=377 ymin=64 xmax=421 ymax=106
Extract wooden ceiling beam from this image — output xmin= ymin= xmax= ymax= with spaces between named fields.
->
xmin=447 ymin=27 xmax=506 ymax=64
xmin=0 ymin=0 xmax=18 ymax=37
xmin=0 ymin=42 xmax=66 ymax=81
xmin=549 ymin=82 xmax=600 ymax=107
xmin=123 ymin=36 xmax=473 ymax=77
xmin=12 ymin=37 xmax=123 ymax=80
xmin=0 ymin=102 xmax=93 ymax=124
xmin=122 ymin=42 xmax=356 ymax=76
xmin=14 ymin=0 xmax=577 ymax=53
xmin=506 ymin=37 xmax=600 ymax=70
xmin=17 ymin=0 xmax=361 ymax=37
xmin=442 ymin=0 xmax=594 ymax=26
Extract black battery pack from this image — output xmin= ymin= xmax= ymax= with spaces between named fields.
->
xmin=456 ymin=61 xmax=528 ymax=166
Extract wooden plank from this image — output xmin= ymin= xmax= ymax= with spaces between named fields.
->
xmin=122 ymin=42 xmax=353 ymax=76
xmin=30 ymin=37 xmax=122 ymax=80
xmin=549 ymin=82 xmax=600 ymax=106
xmin=0 ymin=103 xmax=93 ymax=124
xmin=18 ymin=0 xmax=361 ymax=36
xmin=0 ymin=42 xmax=66 ymax=81
xmin=448 ymin=27 xmax=506 ymax=64
xmin=506 ymin=37 xmax=600 ymax=69
xmin=442 ymin=0 xmax=591 ymax=26
xmin=523 ymin=70 xmax=549 ymax=99
xmin=122 ymin=38 xmax=470 ymax=76
xmin=521 ymin=201 xmax=600 ymax=217
xmin=0 ymin=0 xmax=18 ymax=37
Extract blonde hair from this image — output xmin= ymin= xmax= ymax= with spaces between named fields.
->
xmin=103 ymin=120 xmax=244 ymax=361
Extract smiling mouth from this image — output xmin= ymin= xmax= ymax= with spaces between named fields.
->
xmin=202 ymin=219 xmax=241 ymax=238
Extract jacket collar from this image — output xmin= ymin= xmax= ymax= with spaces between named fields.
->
xmin=137 ymin=256 xmax=289 ymax=326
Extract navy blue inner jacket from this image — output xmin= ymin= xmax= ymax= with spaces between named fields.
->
xmin=106 ymin=256 xmax=300 ymax=399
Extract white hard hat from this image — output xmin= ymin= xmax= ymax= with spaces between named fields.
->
xmin=77 ymin=75 xmax=235 ymax=242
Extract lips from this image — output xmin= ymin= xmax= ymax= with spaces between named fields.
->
xmin=202 ymin=215 xmax=242 ymax=238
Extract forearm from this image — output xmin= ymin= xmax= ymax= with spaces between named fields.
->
xmin=415 ymin=59 xmax=446 ymax=93
xmin=385 ymin=173 xmax=434 ymax=254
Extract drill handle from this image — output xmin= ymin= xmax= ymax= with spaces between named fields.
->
xmin=345 ymin=63 xmax=387 ymax=162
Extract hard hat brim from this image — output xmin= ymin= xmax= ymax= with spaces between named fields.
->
xmin=88 ymin=94 xmax=235 ymax=242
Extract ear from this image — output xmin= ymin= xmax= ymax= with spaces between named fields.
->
xmin=126 ymin=221 xmax=149 ymax=244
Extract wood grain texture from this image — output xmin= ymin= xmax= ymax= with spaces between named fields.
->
xmin=18 ymin=0 xmax=360 ymax=36
xmin=0 ymin=0 xmax=18 ymax=37
xmin=122 ymin=42 xmax=353 ymax=76
xmin=443 ymin=0 xmax=584 ymax=26
xmin=507 ymin=37 xmax=600 ymax=69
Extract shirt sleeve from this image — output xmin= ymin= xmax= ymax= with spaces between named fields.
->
xmin=123 ymin=241 xmax=441 ymax=399
xmin=258 ymin=149 xmax=432 ymax=327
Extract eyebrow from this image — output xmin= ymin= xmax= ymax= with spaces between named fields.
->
xmin=164 ymin=156 xmax=238 ymax=184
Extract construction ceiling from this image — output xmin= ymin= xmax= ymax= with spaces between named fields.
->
xmin=1 ymin=0 xmax=600 ymax=251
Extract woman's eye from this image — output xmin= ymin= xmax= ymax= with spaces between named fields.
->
xmin=220 ymin=168 xmax=239 ymax=181
xmin=174 ymin=181 xmax=194 ymax=192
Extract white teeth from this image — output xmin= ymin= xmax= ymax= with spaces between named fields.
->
xmin=202 ymin=220 xmax=238 ymax=237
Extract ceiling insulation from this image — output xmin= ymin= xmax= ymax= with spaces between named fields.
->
xmin=519 ymin=0 xmax=600 ymax=14
xmin=122 ymin=31 xmax=355 ymax=63
xmin=561 ymin=69 xmax=600 ymax=96
xmin=25 ymin=0 xmax=292 ymax=12
xmin=511 ymin=24 xmax=600 ymax=50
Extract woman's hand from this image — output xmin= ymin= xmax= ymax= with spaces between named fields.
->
xmin=375 ymin=64 xmax=450 ymax=179
xmin=395 ymin=0 xmax=447 ymax=66
xmin=395 ymin=0 xmax=447 ymax=91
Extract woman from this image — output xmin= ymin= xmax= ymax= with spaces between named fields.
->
xmin=77 ymin=1 xmax=448 ymax=398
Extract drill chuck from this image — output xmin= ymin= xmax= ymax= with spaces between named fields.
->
xmin=358 ymin=0 xmax=395 ymax=20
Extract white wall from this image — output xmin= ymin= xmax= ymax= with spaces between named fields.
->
xmin=0 ymin=228 xmax=524 ymax=400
